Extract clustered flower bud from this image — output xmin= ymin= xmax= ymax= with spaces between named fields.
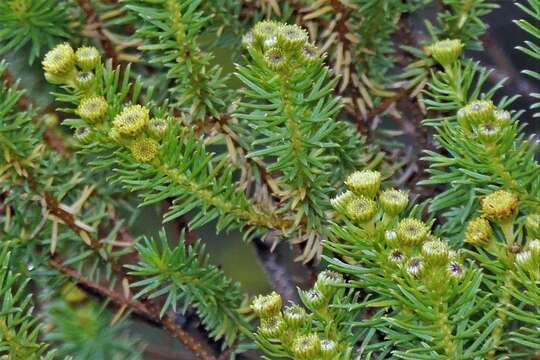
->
xmin=76 ymin=96 xmax=108 ymax=124
xmin=421 ymin=239 xmax=449 ymax=265
xmin=283 ymin=304 xmax=308 ymax=328
xmin=379 ymin=188 xmax=408 ymax=215
xmin=345 ymin=170 xmax=381 ymax=198
xmin=75 ymin=46 xmax=101 ymax=71
xmin=525 ymin=214 xmax=540 ymax=238
xmin=129 ymin=137 xmax=159 ymax=163
xmin=259 ymin=316 xmax=285 ymax=338
xmin=429 ymin=39 xmax=464 ymax=67
xmin=396 ymin=218 xmax=429 ymax=246
xmin=251 ymin=292 xmax=282 ymax=319
xmin=113 ymin=104 xmax=150 ymax=136
xmin=345 ymin=196 xmax=377 ymax=223
xmin=292 ymin=334 xmax=320 ymax=359
xmin=457 ymin=100 xmax=495 ymax=127
xmin=481 ymin=190 xmax=518 ymax=222
xmin=464 ymin=217 xmax=492 ymax=246
xmin=315 ymin=270 xmax=344 ymax=297
xmin=42 ymin=43 xmax=75 ymax=76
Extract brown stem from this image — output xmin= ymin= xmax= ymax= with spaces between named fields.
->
xmin=48 ymin=257 xmax=218 ymax=360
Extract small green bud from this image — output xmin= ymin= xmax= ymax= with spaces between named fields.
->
xmin=252 ymin=21 xmax=280 ymax=43
xmin=477 ymin=123 xmax=501 ymax=143
xmin=76 ymin=96 xmax=108 ymax=124
xmin=75 ymin=127 xmax=91 ymax=144
xmin=384 ymin=230 xmax=398 ymax=245
xmin=447 ymin=261 xmax=464 ymax=281
xmin=330 ymin=190 xmax=355 ymax=213
xmin=494 ymin=109 xmax=511 ymax=127
xmin=429 ymin=39 xmax=464 ymax=67
xmin=148 ymin=117 xmax=169 ymax=139
xmin=396 ymin=218 xmax=429 ymax=246
xmin=345 ymin=170 xmax=381 ymax=197
xmin=379 ymin=189 xmax=408 ymax=215
xmin=113 ymin=104 xmax=150 ymax=136
xmin=525 ymin=214 xmax=540 ymax=238
xmin=316 ymin=270 xmax=344 ymax=297
xmin=345 ymin=196 xmax=377 ymax=223
xmin=457 ymin=100 xmax=495 ymax=127
xmin=277 ymin=24 xmax=309 ymax=50
xmin=320 ymin=339 xmax=339 ymax=359
xmin=283 ymin=304 xmax=307 ymax=328
xmin=292 ymin=334 xmax=320 ymax=359
xmin=129 ymin=137 xmax=159 ymax=163
xmin=388 ymin=249 xmax=405 ymax=265
xmin=303 ymin=289 xmax=326 ymax=309
xmin=528 ymin=239 xmax=540 ymax=260
xmin=464 ymin=217 xmax=492 ymax=246
xmin=258 ymin=316 xmax=285 ymax=338
xmin=75 ymin=71 xmax=95 ymax=91
xmin=75 ymin=46 xmax=101 ymax=71
xmin=421 ymin=240 xmax=449 ymax=266
xmin=42 ymin=43 xmax=75 ymax=75
xmin=251 ymin=292 xmax=282 ymax=319
xmin=516 ymin=250 xmax=535 ymax=273
xmin=481 ymin=190 xmax=518 ymax=222
xmin=405 ymin=257 xmax=424 ymax=277
xmin=264 ymin=47 xmax=286 ymax=71
xmin=300 ymin=43 xmax=319 ymax=65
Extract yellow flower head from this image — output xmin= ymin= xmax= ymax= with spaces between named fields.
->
xmin=42 ymin=43 xmax=75 ymax=75
xmin=464 ymin=217 xmax=492 ymax=246
xmin=251 ymin=292 xmax=282 ymax=319
xmin=481 ymin=190 xmax=518 ymax=222
xmin=429 ymin=39 xmax=464 ymax=67
xmin=379 ymin=189 xmax=408 ymax=215
xmin=113 ymin=105 xmax=150 ymax=135
xmin=75 ymin=46 xmax=101 ymax=71
xmin=76 ymin=96 xmax=108 ymax=124
xmin=129 ymin=137 xmax=159 ymax=163
xmin=345 ymin=170 xmax=381 ymax=198
xmin=396 ymin=218 xmax=429 ymax=246
xmin=292 ymin=334 xmax=320 ymax=358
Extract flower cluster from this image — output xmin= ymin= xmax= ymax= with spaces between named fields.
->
xmin=43 ymin=43 xmax=169 ymax=163
xmin=251 ymin=271 xmax=347 ymax=359
xmin=332 ymin=170 xmax=465 ymax=286
xmin=242 ymin=21 xmax=320 ymax=74
xmin=456 ymin=100 xmax=513 ymax=145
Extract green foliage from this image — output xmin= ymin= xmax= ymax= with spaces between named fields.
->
xmin=0 ymin=249 xmax=55 ymax=359
xmin=515 ymin=0 xmax=540 ymax=117
xmin=125 ymin=0 xmax=230 ymax=121
xmin=0 ymin=0 xmax=74 ymax=64
xmin=127 ymin=230 xmax=249 ymax=347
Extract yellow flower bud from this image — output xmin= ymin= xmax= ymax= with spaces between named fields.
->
xmin=292 ymin=334 xmax=320 ymax=359
xmin=315 ymin=270 xmax=344 ymax=297
xmin=345 ymin=170 xmax=381 ymax=197
xmin=421 ymin=239 xmax=449 ymax=266
xmin=76 ymin=96 xmax=108 ymax=124
xmin=345 ymin=196 xmax=377 ymax=223
xmin=396 ymin=218 xmax=429 ymax=246
xmin=113 ymin=104 xmax=150 ymax=135
xmin=75 ymin=46 xmax=101 ymax=71
xmin=429 ymin=39 xmax=464 ymax=67
xmin=379 ymin=189 xmax=408 ymax=215
xmin=525 ymin=214 xmax=540 ymax=238
xmin=75 ymin=127 xmax=92 ymax=144
xmin=277 ymin=24 xmax=309 ymax=50
xmin=129 ymin=137 xmax=159 ymax=163
xmin=477 ymin=123 xmax=501 ymax=143
xmin=283 ymin=304 xmax=307 ymax=328
xmin=494 ymin=109 xmax=511 ymax=127
xmin=464 ymin=217 xmax=492 ymax=246
xmin=148 ymin=118 xmax=169 ymax=139
xmin=300 ymin=43 xmax=319 ymax=65
xmin=528 ymin=239 xmax=540 ymax=260
xmin=252 ymin=21 xmax=280 ymax=43
xmin=388 ymin=249 xmax=405 ymax=265
xmin=251 ymin=292 xmax=282 ymax=319
xmin=258 ymin=316 xmax=285 ymax=338
xmin=75 ymin=71 xmax=96 ymax=91
xmin=264 ymin=48 xmax=286 ymax=71
xmin=330 ymin=190 xmax=355 ymax=213
xmin=481 ymin=190 xmax=518 ymax=222
xmin=42 ymin=43 xmax=75 ymax=75
xmin=457 ymin=100 xmax=495 ymax=127
xmin=303 ymin=289 xmax=326 ymax=309
xmin=320 ymin=339 xmax=338 ymax=359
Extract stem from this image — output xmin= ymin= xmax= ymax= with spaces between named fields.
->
xmin=435 ymin=300 xmax=457 ymax=358
xmin=487 ymin=271 xmax=513 ymax=359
